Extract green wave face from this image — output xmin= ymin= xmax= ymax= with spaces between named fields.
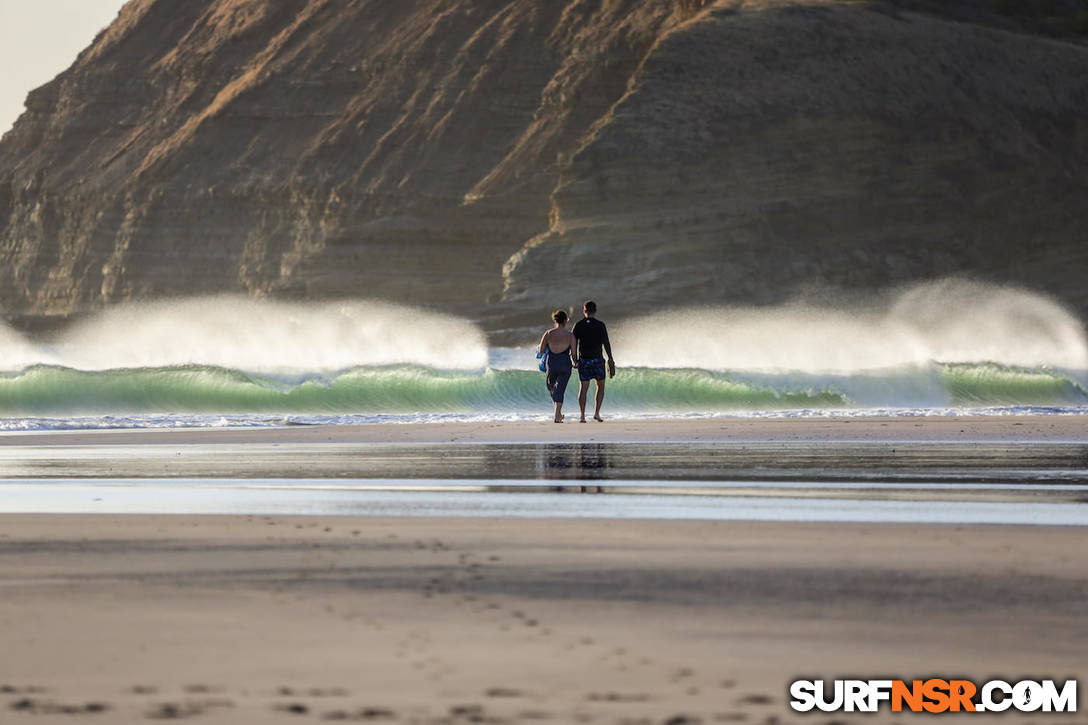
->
xmin=0 ymin=365 xmax=844 ymax=415
xmin=938 ymin=363 xmax=1088 ymax=405
xmin=0 ymin=363 xmax=1084 ymax=415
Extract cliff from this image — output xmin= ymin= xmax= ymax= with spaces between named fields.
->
xmin=2 ymin=0 xmax=1087 ymax=338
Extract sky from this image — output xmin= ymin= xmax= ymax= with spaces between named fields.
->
xmin=0 ymin=0 xmax=129 ymax=134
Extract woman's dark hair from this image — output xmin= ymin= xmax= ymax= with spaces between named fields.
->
xmin=552 ymin=309 xmax=568 ymax=325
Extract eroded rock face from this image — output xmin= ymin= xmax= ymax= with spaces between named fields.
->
xmin=0 ymin=0 xmax=677 ymax=324
xmin=1 ymin=0 xmax=1087 ymax=337
xmin=500 ymin=2 xmax=1088 ymax=330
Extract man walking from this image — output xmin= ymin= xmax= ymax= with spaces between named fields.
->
xmin=572 ymin=300 xmax=615 ymax=422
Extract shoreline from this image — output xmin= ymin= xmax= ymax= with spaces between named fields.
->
xmin=1 ymin=414 xmax=1086 ymax=445
xmin=2 ymin=415 xmax=1085 ymax=525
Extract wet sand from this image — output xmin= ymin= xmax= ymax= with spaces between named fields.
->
xmin=1 ymin=515 xmax=1085 ymax=724
xmin=2 ymin=416 xmax=1086 ymax=722
xmin=1 ymin=414 xmax=1085 ymax=446
xmin=4 ymin=438 xmax=1088 ymax=484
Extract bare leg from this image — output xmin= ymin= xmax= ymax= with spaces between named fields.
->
xmin=578 ymin=380 xmax=590 ymax=422
xmin=593 ymin=378 xmax=605 ymax=421
xmin=553 ymin=401 xmax=564 ymax=423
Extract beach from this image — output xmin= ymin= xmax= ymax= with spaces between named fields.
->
xmin=1 ymin=515 xmax=1085 ymax=724
xmin=4 ymin=0 xmax=1088 ymax=721
xmin=1 ymin=414 xmax=1084 ymax=445
xmin=1 ymin=416 xmax=1086 ymax=723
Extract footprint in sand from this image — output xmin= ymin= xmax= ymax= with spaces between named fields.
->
xmin=146 ymin=702 xmax=205 ymax=719
xmin=586 ymin=692 xmax=651 ymax=703
xmin=1 ymin=685 xmax=48 ymax=694
xmin=449 ymin=703 xmax=487 ymax=719
xmin=12 ymin=699 xmax=110 ymax=715
xmin=182 ymin=684 xmax=223 ymax=694
xmin=323 ymin=706 xmax=397 ymax=720
xmin=279 ymin=686 xmax=347 ymax=698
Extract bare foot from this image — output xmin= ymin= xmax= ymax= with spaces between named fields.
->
xmin=579 ymin=417 xmax=587 ymax=423
xmin=594 ymin=414 xmax=604 ymax=422
xmin=553 ymin=414 xmax=564 ymax=423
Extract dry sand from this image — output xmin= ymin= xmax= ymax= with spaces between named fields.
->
xmin=0 ymin=515 xmax=1084 ymax=724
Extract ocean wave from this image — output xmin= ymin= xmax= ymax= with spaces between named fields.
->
xmin=0 ymin=362 xmax=1084 ymax=417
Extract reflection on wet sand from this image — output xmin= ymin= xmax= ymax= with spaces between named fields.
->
xmin=533 ymin=443 xmax=611 ymax=492
xmin=2 ymin=441 xmax=1088 ymax=485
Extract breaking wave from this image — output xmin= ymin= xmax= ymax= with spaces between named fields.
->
xmin=0 ymin=362 xmax=1083 ymax=416
xmin=0 ymin=284 xmax=1084 ymax=423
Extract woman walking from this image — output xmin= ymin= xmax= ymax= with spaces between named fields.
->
xmin=538 ymin=309 xmax=578 ymax=423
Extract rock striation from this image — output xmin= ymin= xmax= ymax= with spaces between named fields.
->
xmin=500 ymin=1 xmax=1088 ymax=329
xmin=1 ymin=0 xmax=1087 ymax=338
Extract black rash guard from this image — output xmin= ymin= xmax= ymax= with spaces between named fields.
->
xmin=572 ymin=317 xmax=612 ymax=361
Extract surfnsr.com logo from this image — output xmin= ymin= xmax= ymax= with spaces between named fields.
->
xmin=789 ymin=679 xmax=1077 ymax=713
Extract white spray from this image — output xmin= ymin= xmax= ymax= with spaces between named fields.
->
xmin=0 ymin=322 xmax=44 ymax=372
xmin=614 ymin=280 xmax=1088 ymax=373
xmin=0 ymin=297 xmax=488 ymax=373
xmin=0 ymin=281 xmax=1084 ymax=377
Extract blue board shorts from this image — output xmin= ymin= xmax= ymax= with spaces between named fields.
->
xmin=578 ymin=358 xmax=606 ymax=382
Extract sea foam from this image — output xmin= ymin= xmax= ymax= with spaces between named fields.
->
xmin=614 ymin=279 xmax=1088 ymax=373
xmin=0 ymin=297 xmax=488 ymax=373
